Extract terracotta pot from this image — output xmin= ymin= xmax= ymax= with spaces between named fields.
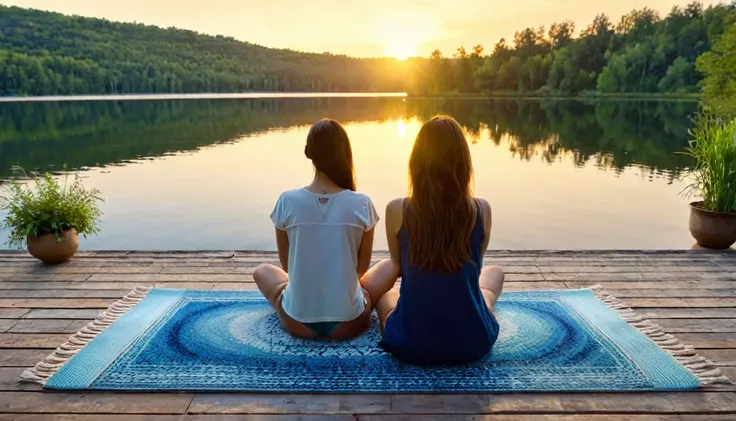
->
xmin=689 ymin=202 xmax=736 ymax=249
xmin=26 ymin=228 xmax=79 ymax=264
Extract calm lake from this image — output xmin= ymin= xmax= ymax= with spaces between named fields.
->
xmin=0 ymin=96 xmax=701 ymax=250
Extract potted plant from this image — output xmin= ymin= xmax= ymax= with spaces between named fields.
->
xmin=1 ymin=167 xmax=103 ymax=264
xmin=681 ymin=111 xmax=736 ymax=249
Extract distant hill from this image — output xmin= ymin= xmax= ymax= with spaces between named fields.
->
xmin=0 ymin=6 xmax=412 ymax=96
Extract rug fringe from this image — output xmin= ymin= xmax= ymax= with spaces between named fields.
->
xmin=589 ymin=284 xmax=732 ymax=386
xmin=19 ymin=285 xmax=153 ymax=385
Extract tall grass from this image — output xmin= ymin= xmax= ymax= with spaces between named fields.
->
xmin=681 ymin=111 xmax=736 ymax=213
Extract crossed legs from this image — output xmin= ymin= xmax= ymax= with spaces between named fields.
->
xmin=254 ymin=261 xmax=504 ymax=338
xmin=359 ymin=259 xmax=401 ymax=332
xmin=367 ymin=263 xmax=505 ymax=331
xmin=253 ymin=263 xmax=375 ymax=340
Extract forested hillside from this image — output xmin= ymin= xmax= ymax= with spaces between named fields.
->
xmin=0 ymin=3 xmax=734 ymax=97
xmin=0 ymin=6 xmax=410 ymax=95
xmin=409 ymin=2 xmax=736 ymax=96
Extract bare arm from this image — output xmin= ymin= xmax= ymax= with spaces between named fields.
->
xmin=477 ymin=198 xmax=493 ymax=256
xmin=275 ymin=228 xmax=289 ymax=272
xmin=385 ymin=198 xmax=404 ymax=272
xmin=357 ymin=226 xmax=375 ymax=277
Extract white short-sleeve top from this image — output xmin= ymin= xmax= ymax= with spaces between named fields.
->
xmin=270 ymin=187 xmax=379 ymax=323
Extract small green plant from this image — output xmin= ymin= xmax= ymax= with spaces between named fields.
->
xmin=1 ymin=166 xmax=103 ymax=249
xmin=681 ymin=110 xmax=736 ymax=214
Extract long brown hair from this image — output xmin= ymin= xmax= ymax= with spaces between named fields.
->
xmin=404 ymin=115 xmax=475 ymax=273
xmin=305 ymin=118 xmax=356 ymax=191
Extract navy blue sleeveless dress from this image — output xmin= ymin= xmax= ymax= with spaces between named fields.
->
xmin=380 ymin=201 xmax=499 ymax=365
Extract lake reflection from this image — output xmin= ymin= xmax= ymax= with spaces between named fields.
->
xmin=0 ymin=98 xmax=700 ymax=250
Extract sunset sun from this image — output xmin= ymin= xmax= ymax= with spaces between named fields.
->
xmin=384 ymin=43 xmax=417 ymax=60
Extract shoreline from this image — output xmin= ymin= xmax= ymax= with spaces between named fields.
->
xmin=408 ymin=92 xmax=702 ymax=101
xmin=0 ymin=92 xmax=702 ymax=102
xmin=0 ymin=92 xmax=408 ymax=102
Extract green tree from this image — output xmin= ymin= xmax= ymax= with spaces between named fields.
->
xmin=697 ymin=21 xmax=736 ymax=108
xmin=658 ymin=57 xmax=696 ymax=92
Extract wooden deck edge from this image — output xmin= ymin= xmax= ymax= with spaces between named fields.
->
xmin=1 ymin=249 xmax=734 ymax=256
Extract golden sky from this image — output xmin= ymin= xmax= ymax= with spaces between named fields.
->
xmin=3 ymin=0 xmax=709 ymax=58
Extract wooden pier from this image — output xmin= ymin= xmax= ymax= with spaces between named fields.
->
xmin=0 ymin=250 xmax=735 ymax=420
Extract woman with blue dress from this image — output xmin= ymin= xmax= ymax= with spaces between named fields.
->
xmin=361 ymin=115 xmax=505 ymax=365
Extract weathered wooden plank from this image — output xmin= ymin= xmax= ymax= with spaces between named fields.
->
xmin=21 ymin=309 xmax=100 ymax=319
xmin=555 ymin=392 xmax=736 ymax=413
xmin=5 ymin=248 xmax=725 ymax=255
xmin=0 ymin=274 xmax=90 ymax=282
xmin=721 ymin=366 xmax=736 ymax=380
xmin=86 ymin=274 xmax=255 ymax=282
xmin=160 ymin=267 xmax=256 ymax=274
xmin=0 ymin=310 xmax=28 ymax=319
xmin=0 ymin=415 xmax=356 ymax=421
xmin=540 ymin=265 xmax=732 ymax=273
xmin=0 ymin=282 xmax=89 ymax=290
xmin=0 ymin=391 xmax=194 ymax=414
xmin=698 ymin=349 xmax=736 ymax=366
xmin=361 ymin=417 xmax=736 ymax=421
xmin=603 ymin=289 xmax=736 ymax=298
xmin=624 ymin=298 xmax=736 ymax=308
xmin=501 ymin=282 xmax=570 ymax=290
xmin=675 ymin=333 xmax=736 ymax=348
xmin=0 ymin=349 xmax=49 ymax=366
xmin=566 ymin=281 xmax=736 ymax=290
xmin=187 ymin=394 xmax=339 ymax=414
xmin=386 ymin=392 xmax=736 ymax=414
xmin=1 ymin=289 xmax=132 ymax=298
xmin=371 ymin=417 xmax=736 ymax=421
xmin=637 ymin=272 xmax=736 ymax=281
xmin=0 ymin=368 xmax=41 ymax=392
xmin=388 ymin=394 xmax=562 ymax=414
xmin=63 ymin=319 xmax=91 ymax=333
xmin=29 ymin=265 xmax=103 ymax=274
xmin=98 ymin=266 xmax=164 ymax=274
xmin=6 ymin=320 xmax=73 ymax=333
xmin=657 ymin=319 xmax=736 ymax=333
xmin=0 ymin=282 xmax=217 ymax=290
xmin=188 ymin=392 xmax=736 ymax=414
xmin=0 ymin=333 xmax=69 ymax=348
xmin=0 ymin=267 xmax=36 ymax=274
xmin=9 ymin=319 xmax=91 ymax=335
xmin=547 ymin=273 xmax=736 ymax=282
xmin=639 ymin=308 xmax=736 ymax=319
xmin=0 ymin=321 xmax=15 ymax=334
xmin=5 ymin=415 xmax=733 ymax=421
xmin=0 ymin=298 xmax=115 ymax=309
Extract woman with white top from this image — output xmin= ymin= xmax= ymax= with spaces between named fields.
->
xmin=253 ymin=118 xmax=381 ymax=340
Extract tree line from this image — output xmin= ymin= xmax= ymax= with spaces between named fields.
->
xmin=408 ymin=2 xmax=736 ymax=97
xmin=0 ymin=3 xmax=734 ymax=97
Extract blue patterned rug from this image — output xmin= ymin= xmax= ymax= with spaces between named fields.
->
xmin=22 ymin=287 xmax=726 ymax=392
